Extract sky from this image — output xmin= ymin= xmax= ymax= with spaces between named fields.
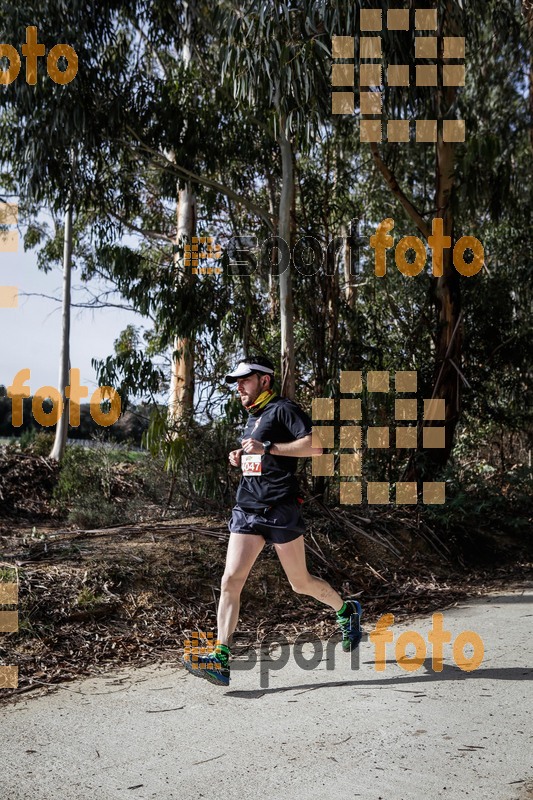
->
xmin=0 ymin=223 xmax=149 ymax=401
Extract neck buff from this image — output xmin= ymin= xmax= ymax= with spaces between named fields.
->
xmin=246 ymin=389 xmax=278 ymax=416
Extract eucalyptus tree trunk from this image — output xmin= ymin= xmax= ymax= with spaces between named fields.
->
xmin=278 ymin=123 xmax=296 ymax=400
xmin=49 ymin=199 xmax=73 ymax=461
xmin=168 ymin=184 xmax=196 ymax=423
xmin=524 ymin=0 xmax=533 ymax=153
xmin=167 ymin=24 xmax=196 ymax=424
xmin=342 ymin=219 xmax=358 ymax=309
xmin=371 ymin=3 xmax=463 ymax=476
xmin=429 ymin=1 xmax=463 ymax=467
xmin=431 ymin=138 xmax=461 ymax=466
xmin=266 ymin=171 xmax=279 ymax=321
xmin=327 ymin=140 xmax=342 ymax=380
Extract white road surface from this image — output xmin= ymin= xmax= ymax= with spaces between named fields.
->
xmin=1 ymin=588 xmax=532 ymax=800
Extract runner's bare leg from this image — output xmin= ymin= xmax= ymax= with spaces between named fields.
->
xmin=273 ymin=535 xmax=344 ymax=611
xmin=217 ymin=532 xmax=266 ymax=645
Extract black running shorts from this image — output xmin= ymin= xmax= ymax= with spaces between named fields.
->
xmin=228 ymin=499 xmax=305 ymax=544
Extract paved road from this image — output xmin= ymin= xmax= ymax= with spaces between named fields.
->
xmin=1 ymin=589 xmax=532 ymax=800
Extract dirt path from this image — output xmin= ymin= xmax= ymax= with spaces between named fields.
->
xmin=1 ymin=588 xmax=532 ymax=800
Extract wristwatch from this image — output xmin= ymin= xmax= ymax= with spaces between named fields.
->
xmin=262 ymin=440 xmax=272 ymax=455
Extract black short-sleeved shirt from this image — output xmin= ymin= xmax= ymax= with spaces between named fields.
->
xmin=235 ymin=395 xmax=313 ymax=512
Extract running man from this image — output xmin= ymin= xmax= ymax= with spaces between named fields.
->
xmin=181 ymin=356 xmax=361 ymax=685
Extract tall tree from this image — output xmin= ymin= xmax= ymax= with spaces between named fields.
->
xmin=216 ymin=1 xmax=331 ymax=399
xmin=0 ymin=1 xmax=142 ymax=457
xmin=49 ymin=153 xmax=75 ymax=460
xmin=167 ymin=184 xmax=196 ymax=423
xmin=167 ymin=5 xmax=197 ymax=424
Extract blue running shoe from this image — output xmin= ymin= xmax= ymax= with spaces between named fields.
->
xmin=181 ymin=651 xmax=230 ymax=686
xmin=337 ymin=599 xmax=363 ymax=652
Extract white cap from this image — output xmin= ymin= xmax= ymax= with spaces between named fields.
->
xmin=224 ymin=361 xmax=274 ymax=384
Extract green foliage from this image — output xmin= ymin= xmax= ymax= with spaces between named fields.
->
xmin=24 ymin=431 xmax=55 ymax=456
xmin=52 ymin=445 xmax=120 ymax=527
xmin=143 ymin=409 xmax=241 ymax=510
xmin=0 ymin=567 xmax=17 ymax=582
xmin=91 ymin=324 xmax=166 ymax=413
xmin=143 ymin=411 xmax=188 ymax=475
xmin=425 ymin=418 xmax=532 ymax=536
xmin=426 ymin=462 xmax=532 ymax=538
xmin=216 ymin=1 xmax=336 ymax=143
xmin=76 ymin=587 xmax=107 ymax=608
xmin=0 ymin=0 xmax=149 ymax=213
xmin=18 ymin=428 xmax=37 ymax=451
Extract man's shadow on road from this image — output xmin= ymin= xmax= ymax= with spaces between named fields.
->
xmin=226 ymin=657 xmax=532 ymax=699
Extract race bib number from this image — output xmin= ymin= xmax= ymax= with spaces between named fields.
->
xmin=241 ymin=454 xmax=262 ymax=476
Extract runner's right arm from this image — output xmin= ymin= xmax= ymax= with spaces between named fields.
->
xmin=229 ymin=448 xmax=243 ymax=467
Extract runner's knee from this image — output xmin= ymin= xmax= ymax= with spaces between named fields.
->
xmin=221 ymin=571 xmax=246 ymax=594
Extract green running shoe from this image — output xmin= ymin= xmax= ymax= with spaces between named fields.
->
xmin=181 ymin=651 xmax=230 ymax=686
xmin=337 ymin=599 xmax=363 ymax=652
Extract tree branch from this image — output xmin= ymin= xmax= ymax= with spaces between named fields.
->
xmin=369 ymin=142 xmax=431 ymax=240
xmin=107 ymin=209 xmax=173 ymax=243
xmin=18 ymin=291 xmax=141 ymax=313
xmin=123 ymin=127 xmax=275 ymax=232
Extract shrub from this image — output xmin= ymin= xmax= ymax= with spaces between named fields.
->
xmin=53 ymin=446 xmax=122 ymax=527
xmin=26 ymin=431 xmax=55 ymax=456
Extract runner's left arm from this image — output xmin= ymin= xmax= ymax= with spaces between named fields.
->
xmin=241 ymin=435 xmax=321 ymax=456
